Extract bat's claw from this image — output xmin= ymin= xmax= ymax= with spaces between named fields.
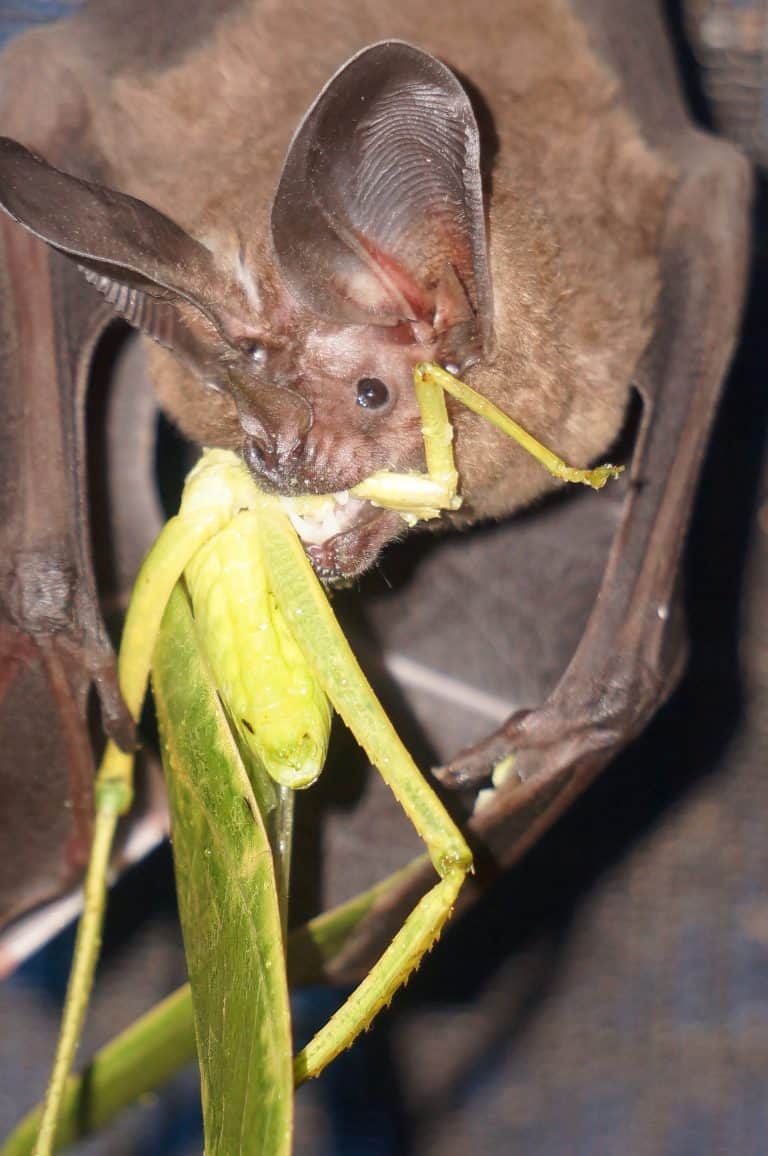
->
xmin=435 ymin=643 xmax=683 ymax=804
xmin=434 ymin=709 xmax=533 ymax=790
xmin=48 ymin=630 xmax=137 ymax=753
xmin=93 ymin=661 xmax=137 ymax=753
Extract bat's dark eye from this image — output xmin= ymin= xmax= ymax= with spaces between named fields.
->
xmin=238 ymin=338 xmax=268 ymax=367
xmin=356 ymin=377 xmax=390 ymax=410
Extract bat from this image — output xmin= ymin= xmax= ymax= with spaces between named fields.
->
xmin=0 ymin=0 xmax=751 ymax=976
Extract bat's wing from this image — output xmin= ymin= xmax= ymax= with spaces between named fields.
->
xmin=685 ymin=0 xmax=768 ymax=169
xmin=297 ymin=1 xmax=754 ymax=982
xmin=0 ymin=30 xmax=132 ymax=929
xmin=441 ymin=0 xmax=753 ymax=848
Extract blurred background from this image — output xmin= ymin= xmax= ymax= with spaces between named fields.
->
xmin=1 ymin=2 xmax=767 ymax=1152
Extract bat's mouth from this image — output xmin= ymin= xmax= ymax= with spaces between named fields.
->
xmin=280 ymin=491 xmax=367 ymax=546
xmin=280 ymin=492 xmax=404 ymax=581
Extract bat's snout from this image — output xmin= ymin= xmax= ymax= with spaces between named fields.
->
xmin=242 ymin=432 xmax=308 ymax=492
xmin=236 ymin=383 xmax=314 ymax=492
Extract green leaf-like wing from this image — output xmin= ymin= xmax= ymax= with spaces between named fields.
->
xmin=152 ymin=583 xmax=293 ymax=1156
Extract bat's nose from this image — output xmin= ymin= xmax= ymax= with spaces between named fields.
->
xmin=242 ymin=432 xmax=306 ymax=490
xmin=237 ymin=386 xmax=313 ymax=490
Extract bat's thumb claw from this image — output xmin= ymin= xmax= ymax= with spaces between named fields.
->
xmin=94 ymin=666 xmax=137 ymax=752
xmin=435 ymin=709 xmax=533 ymax=790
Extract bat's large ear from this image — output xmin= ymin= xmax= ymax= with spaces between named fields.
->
xmin=270 ymin=41 xmax=493 ymax=360
xmin=0 ymin=137 xmax=227 ymax=344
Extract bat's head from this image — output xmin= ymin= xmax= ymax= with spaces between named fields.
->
xmin=0 ymin=42 xmax=492 ymax=579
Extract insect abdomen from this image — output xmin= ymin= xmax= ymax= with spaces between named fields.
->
xmin=184 ymin=510 xmax=331 ymax=789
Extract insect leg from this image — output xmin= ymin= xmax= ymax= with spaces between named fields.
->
xmin=255 ymin=500 xmax=472 ymax=1082
xmin=420 ymin=362 xmax=624 ymax=490
xmin=350 ymin=365 xmax=462 ymax=520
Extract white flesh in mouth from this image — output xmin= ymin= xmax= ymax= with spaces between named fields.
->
xmin=278 ymin=490 xmax=373 ymax=547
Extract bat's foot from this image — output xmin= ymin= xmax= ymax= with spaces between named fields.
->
xmin=435 ymin=644 xmax=685 ymax=798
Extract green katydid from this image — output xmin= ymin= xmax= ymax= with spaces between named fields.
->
xmin=29 ymin=362 xmax=622 ymax=1155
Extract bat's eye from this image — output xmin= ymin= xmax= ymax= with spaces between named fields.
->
xmin=238 ymin=338 xmax=268 ymax=367
xmin=356 ymin=377 xmax=390 ymax=410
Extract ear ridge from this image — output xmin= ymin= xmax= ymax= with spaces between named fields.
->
xmin=79 ymin=268 xmax=180 ymax=348
xmin=270 ymin=40 xmax=493 ymax=357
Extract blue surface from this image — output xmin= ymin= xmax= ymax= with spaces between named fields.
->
xmin=0 ymin=1 xmax=81 ymax=50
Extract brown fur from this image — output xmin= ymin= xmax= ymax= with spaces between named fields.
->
xmin=3 ymin=0 xmax=673 ymax=523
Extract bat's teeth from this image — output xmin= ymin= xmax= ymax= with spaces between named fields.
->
xmin=280 ymin=491 xmax=369 ymax=546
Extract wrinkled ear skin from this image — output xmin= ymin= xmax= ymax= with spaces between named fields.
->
xmin=270 ymin=40 xmax=493 ymax=363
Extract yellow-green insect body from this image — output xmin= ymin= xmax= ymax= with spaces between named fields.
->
xmin=184 ymin=510 xmax=331 ymax=790
xmin=27 ymin=364 xmax=626 ymax=1156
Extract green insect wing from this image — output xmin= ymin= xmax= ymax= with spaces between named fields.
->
xmin=184 ymin=509 xmax=331 ymax=790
